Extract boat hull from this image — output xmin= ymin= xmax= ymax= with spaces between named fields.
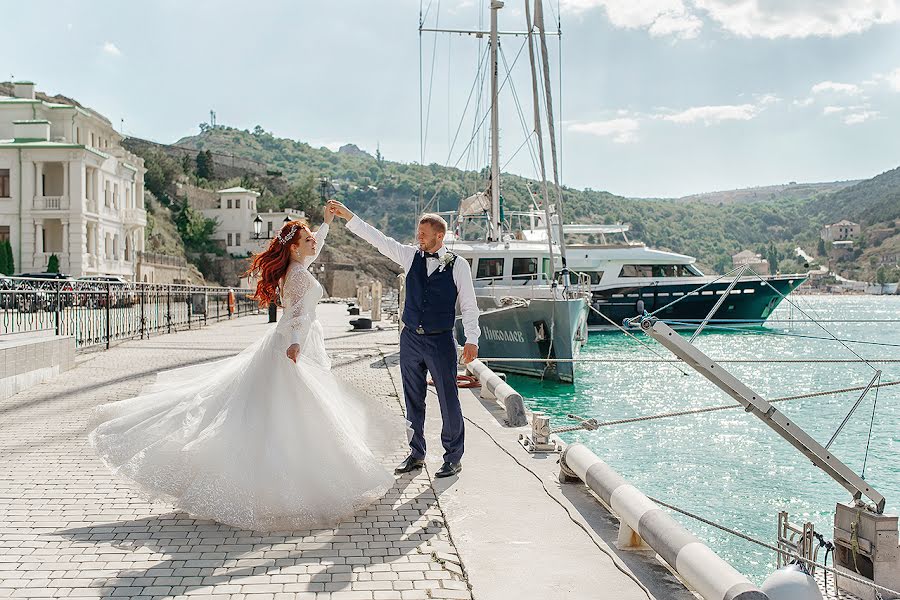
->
xmin=456 ymin=297 xmax=589 ymax=383
xmin=587 ymin=275 xmax=807 ymax=330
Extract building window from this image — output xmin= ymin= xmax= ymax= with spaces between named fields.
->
xmin=227 ymin=233 xmax=233 ymax=246
xmin=236 ymin=198 xmax=241 ymax=209
xmin=235 ymin=233 xmax=241 ymax=246
xmin=227 ymin=198 xmax=232 ymax=209
xmin=0 ymin=169 xmax=9 ymax=197
xmin=0 ymin=225 xmax=9 ymax=242
xmin=476 ymin=257 xmax=504 ymax=280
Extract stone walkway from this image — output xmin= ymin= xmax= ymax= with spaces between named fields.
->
xmin=0 ymin=306 xmax=470 ymax=600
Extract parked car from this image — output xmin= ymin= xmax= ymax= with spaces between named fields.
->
xmin=15 ymin=272 xmax=77 ymax=310
xmin=76 ymin=276 xmax=138 ymax=308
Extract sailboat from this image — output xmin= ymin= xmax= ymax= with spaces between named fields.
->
xmin=423 ymin=0 xmax=590 ymax=382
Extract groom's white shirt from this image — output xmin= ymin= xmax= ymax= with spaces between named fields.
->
xmin=346 ymin=216 xmax=481 ymax=346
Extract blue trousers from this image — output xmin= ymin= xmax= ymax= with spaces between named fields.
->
xmin=399 ymin=327 xmax=464 ymax=464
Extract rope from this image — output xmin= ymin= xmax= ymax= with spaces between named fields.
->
xmin=646 ymin=495 xmax=900 ymax=598
xmin=562 ymin=380 xmax=900 ymax=429
xmin=861 ymin=374 xmax=880 ymax=479
xmin=663 ymin=320 xmax=900 ymax=349
xmin=587 ymin=304 xmax=690 ymax=377
xmin=477 ymin=357 xmax=900 ymax=364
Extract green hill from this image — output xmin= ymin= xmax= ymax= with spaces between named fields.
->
xmin=172 ymin=125 xmax=900 ymax=281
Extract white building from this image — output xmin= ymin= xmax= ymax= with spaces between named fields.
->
xmin=732 ymin=250 xmax=770 ymax=275
xmin=0 ymin=81 xmax=147 ymax=278
xmin=200 ymin=187 xmax=304 ymax=256
xmin=821 ymin=220 xmax=860 ymax=243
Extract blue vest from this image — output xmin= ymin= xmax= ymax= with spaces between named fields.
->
xmin=403 ymin=250 xmax=458 ymax=333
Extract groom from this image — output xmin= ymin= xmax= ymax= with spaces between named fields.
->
xmin=327 ymin=200 xmax=480 ymax=478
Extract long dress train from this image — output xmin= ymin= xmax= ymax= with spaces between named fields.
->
xmin=88 ymin=224 xmax=409 ymax=531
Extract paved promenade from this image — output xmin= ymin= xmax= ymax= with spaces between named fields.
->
xmin=0 ymin=305 xmax=691 ymax=600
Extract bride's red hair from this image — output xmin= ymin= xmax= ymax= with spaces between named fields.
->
xmin=244 ymin=219 xmax=311 ymax=307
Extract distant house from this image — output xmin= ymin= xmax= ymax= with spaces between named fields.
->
xmin=199 ymin=187 xmax=304 ymax=257
xmin=732 ymin=250 xmax=770 ymax=275
xmin=821 ymin=220 xmax=860 ymax=243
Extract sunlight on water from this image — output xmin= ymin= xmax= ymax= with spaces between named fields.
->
xmin=508 ymin=295 xmax=900 ymax=584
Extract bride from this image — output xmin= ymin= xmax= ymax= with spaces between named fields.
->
xmin=88 ymin=207 xmax=409 ymax=532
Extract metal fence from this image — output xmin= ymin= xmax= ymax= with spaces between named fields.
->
xmin=0 ymin=276 xmax=260 ymax=350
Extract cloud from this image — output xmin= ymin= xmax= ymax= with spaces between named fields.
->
xmin=568 ymin=118 xmax=640 ymax=143
xmin=694 ymin=0 xmax=900 ymax=39
xmin=562 ymin=0 xmax=703 ymax=39
xmin=843 ymin=110 xmax=879 ymax=124
xmin=793 ymin=97 xmax=815 ymax=107
xmin=811 ymin=81 xmax=862 ymax=95
xmin=564 ymin=0 xmax=900 ymax=39
xmin=661 ymin=103 xmax=760 ymax=124
xmin=822 ymin=106 xmax=846 ymax=115
xmin=102 ymin=42 xmax=122 ymax=56
xmin=880 ymin=67 xmax=900 ymax=91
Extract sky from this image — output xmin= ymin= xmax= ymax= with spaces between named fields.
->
xmin=3 ymin=0 xmax=900 ymax=198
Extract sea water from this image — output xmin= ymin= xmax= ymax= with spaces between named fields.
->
xmin=509 ymin=295 xmax=900 ymax=584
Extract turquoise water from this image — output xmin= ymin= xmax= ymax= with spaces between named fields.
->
xmin=509 ymin=295 xmax=900 ymax=584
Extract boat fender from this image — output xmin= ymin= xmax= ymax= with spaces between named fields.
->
xmin=635 ymin=299 xmax=645 ymax=313
xmin=760 ymin=564 xmax=823 ymax=600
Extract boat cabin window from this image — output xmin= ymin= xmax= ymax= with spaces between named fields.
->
xmin=512 ymin=257 xmax=538 ymax=280
xmin=587 ymin=271 xmax=604 ymax=285
xmin=619 ymin=264 xmax=700 ymax=278
xmin=476 ymin=257 xmax=504 ymax=279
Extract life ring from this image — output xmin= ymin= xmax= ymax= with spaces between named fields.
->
xmin=427 ymin=374 xmax=482 ymax=388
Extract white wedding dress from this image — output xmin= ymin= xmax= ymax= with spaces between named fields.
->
xmin=88 ymin=225 xmax=409 ymax=532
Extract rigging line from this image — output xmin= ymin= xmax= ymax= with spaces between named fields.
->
xmin=501 ymin=131 xmax=538 ymax=171
xmin=744 ymin=265 xmax=879 ymax=374
xmin=498 ymin=42 xmax=544 ymax=178
xmin=421 ymin=0 xmax=435 ymax=24
xmin=644 ymin=495 xmax=900 ymax=599
xmin=644 ymin=264 xmax=747 ymax=317
xmin=443 ymin=44 xmax=491 ymax=167
xmin=861 ymin=372 xmax=880 ymax=479
xmin=588 ymin=303 xmax=691 ymax=376
xmin=465 ymin=34 xmax=490 ymax=189
xmin=662 ymin=320 xmax=900 ymax=348
xmin=450 ymin=35 xmax=531 ymax=169
xmin=421 ymin=0 xmax=442 ymax=158
xmin=567 ymin=380 xmax=900 ymax=429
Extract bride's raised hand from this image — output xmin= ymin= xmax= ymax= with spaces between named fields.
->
xmin=286 ymin=344 xmax=301 ymax=363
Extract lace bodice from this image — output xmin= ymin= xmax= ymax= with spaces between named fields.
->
xmin=277 ymin=224 xmax=329 ymax=350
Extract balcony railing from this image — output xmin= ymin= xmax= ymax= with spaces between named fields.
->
xmin=123 ymin=207 xmax=148 ymax=226
xmin=33 ymin=195 xmax=69 ymax=210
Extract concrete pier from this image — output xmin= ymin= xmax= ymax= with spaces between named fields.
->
xmin=0 ymin=304 xmax=694 ymax=599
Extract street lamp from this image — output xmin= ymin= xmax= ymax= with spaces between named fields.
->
xmin=251 ymin=213 xmax=278 ymax=323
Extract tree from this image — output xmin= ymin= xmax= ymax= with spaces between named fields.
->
xmin=817 ymin=238 xmax=826 ymax=256
xmin=766 ymin=242 xmax=779 ymax=274
xmin=196 ymin=150 xmax=215 ymax=180
xmin=181 ymin=154 xmax=194 ymax=177
xmin=0 ymin=240 xmax=12 ymax=275
xmin=46 ymin=253 xmax=60 ymax=273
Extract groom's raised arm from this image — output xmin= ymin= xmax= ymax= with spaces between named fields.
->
xmin=334 ymin=207 xmax=416 ymax=272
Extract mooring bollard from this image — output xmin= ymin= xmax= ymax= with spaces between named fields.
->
xmin=466 ymin=359 xmax=527 ymax=427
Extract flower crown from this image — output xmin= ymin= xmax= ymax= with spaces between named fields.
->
xmin=276 ymin=224 xmax=299 ymax=245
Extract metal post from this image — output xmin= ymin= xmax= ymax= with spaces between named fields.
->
xmin=105 ymin=283 xmax=111 ymax=349
xmin=140 ymin=285 xmax=146 ymax=339
xmin=54 ymin=281 xmax=61 ymax=336
xmin=166 ymin=285 xmax=172 ymax=334
xmin=268 ymin=301 xmax=277 ymax=323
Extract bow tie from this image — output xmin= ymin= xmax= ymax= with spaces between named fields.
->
xmin=423 ymin=251 xmax=440 ymax=259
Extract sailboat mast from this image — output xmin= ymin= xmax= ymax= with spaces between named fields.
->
xmin=489 ymin=1 xmax=503 ymax=240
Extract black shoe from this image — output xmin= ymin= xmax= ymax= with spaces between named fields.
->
xmin=394 ymin=456 xmax=425 ymax=474
xmin=434 ymin=462 xmax=462 ymax=478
